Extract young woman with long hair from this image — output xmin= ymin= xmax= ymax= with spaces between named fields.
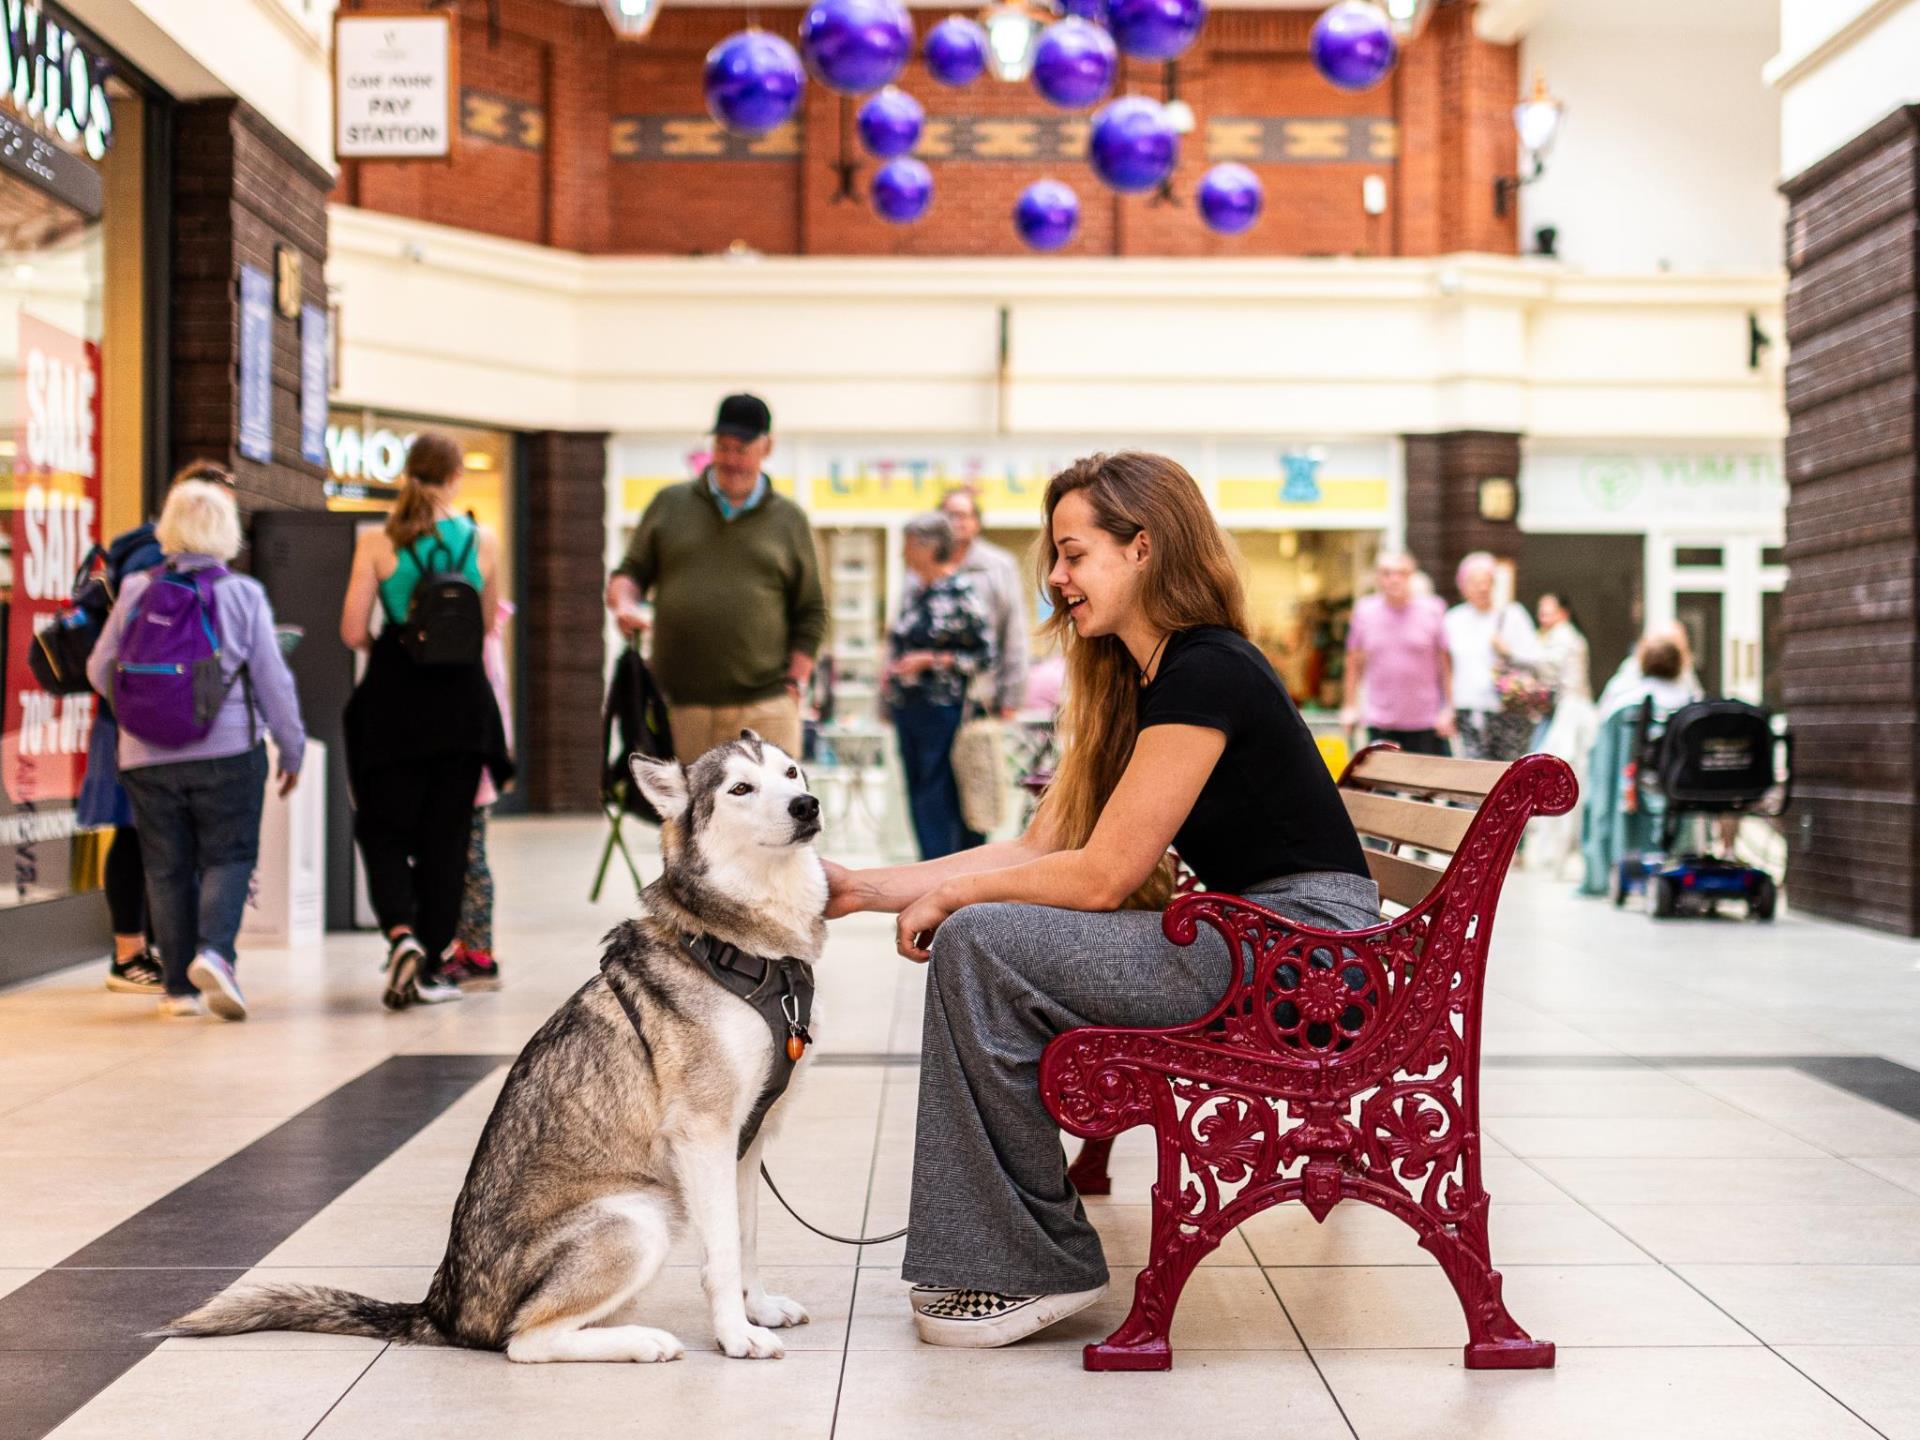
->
xmin=825 ymin=452 xmax=1377 ymax=1349
xmin=340 ymin=433 xmax=512 ymax=1010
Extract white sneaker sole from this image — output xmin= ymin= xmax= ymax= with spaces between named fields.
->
xmin=105 ymin=972 xmax=163 ymax=995
xmin=913 ymin=1285 xmax=1107 ymax=1349
xmin=383 ymin=947 xmax=422 ymax=1010
xmin=187 ymin=956 xmax=248 ymax=1021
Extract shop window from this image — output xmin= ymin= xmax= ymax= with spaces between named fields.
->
xmin=1674 ymin=546 xmax=1724 ymax=568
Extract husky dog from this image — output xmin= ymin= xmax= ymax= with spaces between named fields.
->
xmin=163 ymin=732 xmax=827 ymax=1363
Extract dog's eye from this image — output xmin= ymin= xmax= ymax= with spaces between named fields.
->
xmin=729 ymin=782 xmax=753 ymax=796
xmin=786 ymin=766 xmax=799 ymax=780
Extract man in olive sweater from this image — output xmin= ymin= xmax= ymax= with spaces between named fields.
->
xmin=605 ymin=394 xmax=826 ymax=759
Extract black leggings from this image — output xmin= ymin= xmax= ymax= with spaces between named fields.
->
xmin=104 ymin=827 xmax=146 ymax=937
xmin=353 ymin=754 xmax=483 ymax=965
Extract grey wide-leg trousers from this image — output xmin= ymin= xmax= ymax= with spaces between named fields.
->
xmin=902 ymin=870 xmax=1381 ymax=1296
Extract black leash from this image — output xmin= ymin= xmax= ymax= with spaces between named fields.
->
xmin=759 ymin=1164 xmax=908 ymax=1247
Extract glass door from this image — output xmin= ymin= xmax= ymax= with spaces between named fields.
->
xmin=1648 ymin=537 xmax=1784 ymax=704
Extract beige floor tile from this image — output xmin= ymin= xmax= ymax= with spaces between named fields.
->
xmin=1855 ymin=1155 xmax=1920 ymax=1196
xmin=1316 ymin=1345 xmax=1877 ymax=1440
xmin=1675 ymin=1265 xmax=1920 ymax=1345
xmin=834 ymin=1348 xmax=1346 ymax=1440
xmin=311 ymin=1344 xmax=842 ymax=1439
xmin=155 ymin=1268 xmax=435 ymax=1353
xmin=0 ymin=1267 xmax=39 ymax=1301
xmin=0 ymin=1153 xmax=212 ymax=1213
xmin=1590 ymin=1203 xmax=1920 ymax=1264
xmin=48 ymin=1350 xmax=375 ymax=1440
xmin=1530 ymin=1156 xmax=1919 ymax=1207
xmin=1764 ymin=1104 xmax=1920 ymax=1158
xmin=1478 ymin=1074 xmax=1747 ymax=1120
xmin=849 ymin=1266 xmax=1301 ymax=1351
xmin=607 ymin=1265 xmax=855 ymax=1353
xmin=0 ymin=1205 xmax=172 ymax=1267
xmin=1269 ymin=1264 xmax=1755 ymax=1350
xmin=262 ymin=1203 xmax=453 ymax=1268
xmin=0 ymin=1105 xmax=286 ymax=1159
xmin=1485 ymin=1115 xmax=1824 ymax=1159
xmin=1777 ymin=1346 xmax=1920 ymax=1440
xmin=1241 ymin=1200 xmax=1650 ymax=1267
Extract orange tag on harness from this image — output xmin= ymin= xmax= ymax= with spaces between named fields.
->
xmin=787 ymin=1034 xmax=807 ymax=1061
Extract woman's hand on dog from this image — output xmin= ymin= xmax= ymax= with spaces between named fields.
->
xmin=896 ymin=888 xmax=956 ymax=963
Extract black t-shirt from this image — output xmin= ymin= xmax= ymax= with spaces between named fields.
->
xmin=1136 ymin=626 xmax=1369 ymax=893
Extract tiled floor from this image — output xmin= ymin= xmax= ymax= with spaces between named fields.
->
xmin=6 ymin=816 xmax=1920 ymax=1438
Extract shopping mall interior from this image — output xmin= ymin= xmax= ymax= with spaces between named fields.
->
xmin=2 ymin=0 xmax=1920 ymax=1435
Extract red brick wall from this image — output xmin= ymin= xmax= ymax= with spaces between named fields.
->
xmin=337 ymin=0 xmax=1519 ymax=259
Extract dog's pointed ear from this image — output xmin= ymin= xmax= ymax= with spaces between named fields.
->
xmin=738 ymin=728 xmax=761 ymax=744
xmin=629 ymin=754 xmax=688 ymax=822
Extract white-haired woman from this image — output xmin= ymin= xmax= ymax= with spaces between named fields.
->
xmin=1442 ymin=550 xmax=1539 ymax=761
xmin=87 ymin=476 xmax=306 ymax=1020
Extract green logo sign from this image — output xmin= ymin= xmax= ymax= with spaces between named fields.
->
xmin=1580 ymin=455 xmax=1642 ymax=512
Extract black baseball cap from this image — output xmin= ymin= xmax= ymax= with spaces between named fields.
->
xmin=713 ymin=393 xmax=772 ymax=441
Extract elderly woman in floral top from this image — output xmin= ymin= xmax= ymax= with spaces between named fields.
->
xmin=888 ymin=511 xmax=995 ymax=859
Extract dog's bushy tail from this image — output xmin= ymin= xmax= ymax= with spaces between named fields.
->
xmin=156 ymin=1284 xmax=444 ymax=1344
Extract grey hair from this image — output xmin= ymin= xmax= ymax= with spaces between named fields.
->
xmin=1455 ymin=549 xmax=1497 ymax=588
xmin=904 ymin=511 xmax=955 ymax=564
xmin=157 ymin=479 xmax=242 ymax=561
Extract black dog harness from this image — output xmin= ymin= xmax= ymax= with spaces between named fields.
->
xmin=601 ymin=934 xmax=814 ymax=1159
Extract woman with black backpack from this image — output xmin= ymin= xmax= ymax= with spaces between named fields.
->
xmin=341 ymin=433 xmax=513 ymax=1010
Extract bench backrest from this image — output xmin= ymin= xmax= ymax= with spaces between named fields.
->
xmin=1338 ymin=748 xmax=1512 ymax=910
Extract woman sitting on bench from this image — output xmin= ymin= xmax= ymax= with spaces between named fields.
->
xmin=824 ymin=452 xmax=1378 ymax=1349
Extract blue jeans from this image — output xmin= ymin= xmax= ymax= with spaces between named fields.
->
xmin=894 ymin=703 xmax=984 ymax=861
xmin=121 ymin=745 xmax=268 ymax=995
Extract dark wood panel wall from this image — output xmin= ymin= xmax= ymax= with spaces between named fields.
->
xmin=520 ymin=431 xmax=610 ymax=813
xmin=1780 ymin=105 xmax=1920 ymax=934
xmin=1403 ymin=430 xmax=1523 ymax=601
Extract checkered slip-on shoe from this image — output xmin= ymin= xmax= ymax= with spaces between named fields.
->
xmin=909 ymin=1285 xmax=956 ymax=1314
xmin=912 ymin=1285 xmax=1106 ymax=1349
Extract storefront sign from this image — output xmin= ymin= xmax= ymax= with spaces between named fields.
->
xmin=326 ymin=421 xmax=415 ymax=492
xmin=335 ymin=14 xmax=455 ymax=159
xmin=1520 ymin=448 xmax=1784 ymax=534
xmin=237 ymin=265 xmax=273 ymax=464
xmin=4 ymin=316 xmax=100 ymax=806
xmin=300 ymin=305 xmax=329 ymax=467
xmin=1214 ymin=442 xmax=1392 ymax=522
xmin=0 ymin=2 xmax=114 ymax=216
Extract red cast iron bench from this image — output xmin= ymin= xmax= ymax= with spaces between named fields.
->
xmin=1040 ymin=745 xmax=1577 ymax=1372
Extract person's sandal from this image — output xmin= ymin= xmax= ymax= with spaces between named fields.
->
xmin=912 ymin=1285 xmax=1106 ymax=1349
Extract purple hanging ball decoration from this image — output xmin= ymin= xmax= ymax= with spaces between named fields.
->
xmin=871 ymin=156 xmax=933 ymax=223
xmin=1031 ymin=18 xmax=1118 ymax=110
xmin=857 ymin=87 xmax=924 ymax=158
xmin=1309 ymin=1 xmax=1397 ymax=92
xmin=924 ymin=15 xmax=989 ymax=88
xmin=1108 ymin=0 xmax=1206 ymax=62
xmin=703 ymin=31 xmax=807 ymax=136
xmin=1062 ymin=0 xmax=1111 ymax=26
xmin=799 ymin=0 xmax=914 ymax=95
xmin=1197 ymin=162 xmax=1263 ymax=235
xmin=1014 ymin=179 xmax=1081 ymax=251
xmin=1088 ymin=96 xmax=1178 ymax=194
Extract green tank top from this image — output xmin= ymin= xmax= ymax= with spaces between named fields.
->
xmin=379 ymin=516 xmax=483 ymax=623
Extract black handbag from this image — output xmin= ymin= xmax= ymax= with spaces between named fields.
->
xmin=602 ymin=642 xmax=675 ymax=824
xmin=26 ymin=545 xmax=110 ymax=695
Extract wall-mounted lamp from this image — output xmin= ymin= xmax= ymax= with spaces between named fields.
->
xmin=1493 ymin=71 xmax=1563 ymax=219
xmin=1382 ymin=0 xmax=1436 ymax=40
xmin=601 ymin=0 xmax=663 ymax=39
xmin=982 ymin=0 xmax=1059 ymax=82
xmin=1748 ymin=312 xmax=1773 ymax=371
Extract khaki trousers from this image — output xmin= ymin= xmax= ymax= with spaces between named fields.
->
xmin=668 ymin=694 xmax=802 ymax=762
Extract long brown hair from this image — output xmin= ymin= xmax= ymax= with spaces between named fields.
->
xmin=1034 ymin=452 xmax=1247 ymax=906
xmin=386 ymin=432 xmax=463 ymax=550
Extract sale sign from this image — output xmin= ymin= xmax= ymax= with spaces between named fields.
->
xmin=4 ymin=314 xmax=102 ymax=804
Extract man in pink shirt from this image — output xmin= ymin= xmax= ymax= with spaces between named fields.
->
xmin=1341 ymin=550 xmax=1455 ymax=756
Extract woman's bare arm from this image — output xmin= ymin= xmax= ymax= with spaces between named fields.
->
xmin=890 ymin=724 xmax=1224 ymax=958
xmin=477 ymin=524 xmax=501 ymax=632
xmin=826 ymin=833 xmax=1051 ymax=918
xmin=339 ymin=530 xmax=381 ymax=651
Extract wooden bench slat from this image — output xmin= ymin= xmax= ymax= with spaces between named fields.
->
xmin=1342 ymin=790 xmax=1474 ymax=855
xmin=1364 ymin=848 xmax=1446 ymax=909
xmin=1348 ymin=750 xmax=1509 ymax=800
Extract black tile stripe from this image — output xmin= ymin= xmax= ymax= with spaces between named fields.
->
xmin=0 ymin=1055 xmax=503 ymax=1440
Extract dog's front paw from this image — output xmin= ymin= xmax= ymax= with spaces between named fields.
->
xmin=716 ymin=1321 xmax=785 ymax=1360
xmin=746 ymin=1291 xmax=809 ymax=1328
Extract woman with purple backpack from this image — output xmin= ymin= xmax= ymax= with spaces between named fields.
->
xmin=85 ymin=478 xmax=306 ymax=1020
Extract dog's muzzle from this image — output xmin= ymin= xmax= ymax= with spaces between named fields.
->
xmin=789 ymin=793 xmax=821 ymax=842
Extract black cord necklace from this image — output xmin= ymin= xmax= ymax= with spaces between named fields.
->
xmin=1138 ymin=632 xmax=1170 ymax=686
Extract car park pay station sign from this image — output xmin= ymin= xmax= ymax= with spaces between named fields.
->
xmin=335 ymin=14 xmax=453 ymax=159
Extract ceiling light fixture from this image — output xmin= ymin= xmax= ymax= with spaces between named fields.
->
xmin=601 ymin=0 xmax=663 ymax=40
xmin=981 ymin=0 xmax=1058 ymax=82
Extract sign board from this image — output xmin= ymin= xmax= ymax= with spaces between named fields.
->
xmin=238 ymin=265 xmax=273 ymax=464
xmin=4 ymin=316 xmax=101 ymax=805
xmin=0 ymin=1 xmax=116 ymax=216
xmin=300 ymin=304 xmax=329 ymax=466
xmin=335 ymin=14 xmax=455 ymax=160
xmin=1519 ymin=447 xmax=1785 ymax=535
